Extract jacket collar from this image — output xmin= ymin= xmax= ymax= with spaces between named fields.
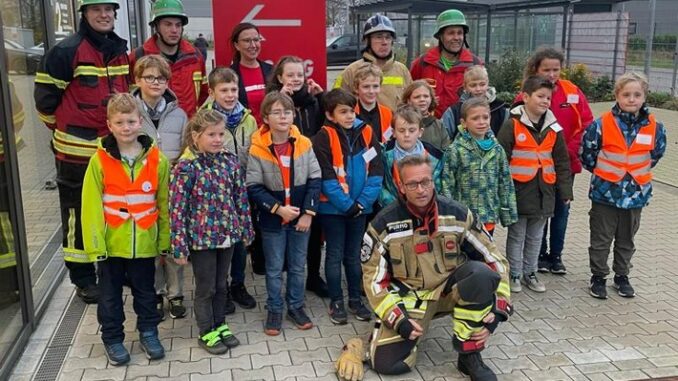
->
xmin=251 ymin=124 xmax=301 ymax=150
xmin=423 ymin=46 xmax=474 ymax=66
xmin=100 ymin=134 xmax=154 ymax=160
xmin=143 ymin=35 xmax=198 ymax=57
xmin=79 ymin=18 xmax=127 ymax=58
xmin=361 ymin=50 xmax=395 ymax=71
xmin=510 ymin=105 xmax=558 ymax=131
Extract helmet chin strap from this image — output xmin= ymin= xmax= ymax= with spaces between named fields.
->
xmin=157 ymin=30 xmax=180 ymax=48
xmin=439 ymin=34 xmax=468 ymax=56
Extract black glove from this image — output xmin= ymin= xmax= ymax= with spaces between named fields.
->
xmin=346 ymin=202 xmax=364 ymax=218
xmin=396 ymin=318 xmax=415 ymax=340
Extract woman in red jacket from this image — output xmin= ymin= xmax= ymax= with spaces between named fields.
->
xmin=518 ymin=46 xmax=594 ymax=275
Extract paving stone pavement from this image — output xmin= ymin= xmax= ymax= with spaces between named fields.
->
xmin=11 ymin=101 xmax=678 ymax=381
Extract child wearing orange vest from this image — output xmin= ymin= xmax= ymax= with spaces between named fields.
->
xmin=352 ymin=63 xmax=394 ymax=144
xmin=497 ymin=76 xmax=572 ymax=294
xmin=81 ymin=93 xmax=169 ymax=366
xmin=312 ymin=89 xmax=384 ymax=325
xmin=580 ymin=72 xmax=666 ymax=299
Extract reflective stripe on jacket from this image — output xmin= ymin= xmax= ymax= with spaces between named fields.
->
xmin=509 ymin=120 xmax=557 ymax=184
xmin=99 ymin=146 xmax=160 ymax=229
xmin=594 ymin=111 xmax=656 ymax=185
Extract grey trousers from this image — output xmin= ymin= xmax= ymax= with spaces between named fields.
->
xmin=155 ymin=255 xmax=185 ymax=299
xmin=588 ymin=202 xmax=642 ymax=277
xmin=506 ymin=216 xmax=547 ymax=277
xmin=190 ymin=247 xmax=234 ymax=333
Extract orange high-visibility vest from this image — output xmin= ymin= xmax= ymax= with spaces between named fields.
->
xmin=509 ymin=120 xmax=557 ymax=184
xmin=98 ymin=146 xmax=160 ymax=229
xmin=355 ymin=103 xmax=393 ymax=143
xmin=593 ymin=111 xmax=656 ymax=185
xmin=319 ymin=125 xmax=373 ymax=202
xmin=558 ymin=79 xmax=583 ymax=134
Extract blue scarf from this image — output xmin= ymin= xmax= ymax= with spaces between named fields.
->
xmin=462 ymin=130 xmax=496 ymax=151
xmin=393 ymin=139 xmax=425 ymax=162
xmin=213 ymin=101 xmax=245 ymax=130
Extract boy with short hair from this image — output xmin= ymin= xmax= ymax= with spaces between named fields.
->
xmin=81 ymin=93 xmax=169 ymax=366
xmin=352 ymin=64 xmax=394 ymax=144
xmin=202 ymin=66 xmax=258 ymax=312
xmin=132 ymin=54 xmax=188 ymax=320
xmin=497 ymin=76 xmax=572 ymax=294
xmin=312 ymin=88 xmax=384 ymax=324
xmin=442 ymin=65 xmax=508 ymax=141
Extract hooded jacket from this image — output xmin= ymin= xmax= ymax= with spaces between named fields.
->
xmin=81 ymin=135 xmax=170 ymax=261
xmin=441 ymin=87 xmax=508 ymax=140
xmin=132 ymin=87 xmax=188 ymax=161
xmin=421 ymin=115 xmax=451 ymax=151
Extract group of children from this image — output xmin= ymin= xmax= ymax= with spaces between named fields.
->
xmin=82 ymin=51 xmax=665 ymax=365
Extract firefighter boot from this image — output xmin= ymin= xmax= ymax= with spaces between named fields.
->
xmin=458 ymin=352 xmax=497 ymax=381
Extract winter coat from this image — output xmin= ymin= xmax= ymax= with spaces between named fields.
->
xmin=132 ymin=87 xmax=188 ymax=161
xmin=441 ymin=87 xmax=508 ymax=140
xmin=497 ymin=105 xmax=573 ymax=218
xmin=421 ymin=115 xmax=451 ymax=152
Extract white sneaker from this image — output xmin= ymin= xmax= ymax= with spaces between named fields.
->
xmin=510 ymin=275 xmax=522 ymax=293
xmin=523 ymin=272 xmax=546 ymax=293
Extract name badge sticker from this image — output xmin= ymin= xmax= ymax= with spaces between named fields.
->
xmin=635 ymin=133 xmax=652 ymax=145
xmin=280 ymin=155 xmax=291 ymax=168
xmin=567 ymin=94 xmax=579 ymax=104
xmin=363 ymin=147 xmax=377 ymax=163
xmin=383 ymin=127 xmax=393 ymax=141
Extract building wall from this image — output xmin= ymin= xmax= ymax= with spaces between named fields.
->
xmin=613 ymin=0 xmax=677 ymax=35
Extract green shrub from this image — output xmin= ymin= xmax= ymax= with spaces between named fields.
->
xmin=495 ymin=91 xmax=516 ymax=106
xmin=589 ymin=75 xmax=615 ymax=102
xmin=561 ymin=63 xmax=593 ymax=95
xmin=646 ymin=91 xmax=674 ymax=107
xmin=660 ymin=98 xmax=678 ymax=111
xmin=487 ymin=50 xmax=526 ymax=94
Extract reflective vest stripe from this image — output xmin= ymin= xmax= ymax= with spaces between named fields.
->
xmin=63 ymin=247 xmax=91 ymax=262
xmin=593 ymin=112 xmax=656 ymax=185
xmin=509 ymin=120 xmax=557 ymax=184
xmin=74 ymin=65 xmax=129 ymax=77
xmin=35 ymin=72 xmax=70 ymax=89
xmin=102 ymin=193 xmax=156 ymax=204
xmin=382 ymin=76 xmax=404 ymax=86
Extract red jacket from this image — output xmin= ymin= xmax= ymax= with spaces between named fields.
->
xmin=514 ymin=79 xmax=593 ymax=174
xmin=130 ymin=36 xmax=208 ymax=117
xmin=410 ymin=47 xmax=482 ymax=118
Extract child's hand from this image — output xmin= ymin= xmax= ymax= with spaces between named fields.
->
xmin=281 ymin=83 xmax=295 ymax=95
xmin=174 ymin=256 xmax=188 ymax=266
xmin=295 ymin=214 xmax=312 ymax=232
xmin=563 ymin=199 xmax=572 ymax=205
xmin=277 ymin=205 xmax=301 ymax=222
xmin=307 ymin=79 xmax=324 ymax=96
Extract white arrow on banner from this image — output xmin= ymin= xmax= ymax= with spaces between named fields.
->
xmin=241 ymin=4 xmax=302 ymax=27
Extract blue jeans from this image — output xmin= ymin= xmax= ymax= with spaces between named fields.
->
xmin=540 ymin=178 xmax=573 ymax=258
xmin=229 ymin=241 xmax=247 ymax=285
xmin=261 ymin=227 xmax=310 ymax=313
xmin=320 ymin=214 xmax=367 ymax=303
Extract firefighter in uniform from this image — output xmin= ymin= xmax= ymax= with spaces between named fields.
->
xmin=129 ymin=0 xmax=208 ymax=118
xmin=335 ymin=155 xmax=512 ymax=381
xmin=34 ymin=0 xmax=130 ymax=303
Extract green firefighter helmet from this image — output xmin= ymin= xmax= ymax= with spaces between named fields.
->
xmin=434 ymin=9 xmax=469 ymax=38
xmin=78 ymin=0 xmax=120 ymax=12
xmin=150 ymin=0 xmax=188 ymax=26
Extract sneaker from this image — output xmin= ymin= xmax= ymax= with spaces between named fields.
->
xmin=590 ymin=275 xmax=608 ymax=299
xmin=306 ymin=275 xmax=329 ymax=298
xmin=523 ymin=272 xmax=546 ymax=293
xmin=537 ymin=255 xmax=551 ymax=273
xmin=510 ymin=275 xmax=522 ymax=293
xmin=215 ymin=322 xmax=240 ymax=347
xmin=348 ymin=299 xmax=372 ymax=321
xmin=329 ymin=300 xmax=348 ymax=325
xmin=198 ymin=329 xmax=229 ymax=355
xmin=550 ymin=256 xmax=567 ymax=275
xmin=457 ymin=352 xmax=497 ymax=381
xmin=76 ymin=284 xmax=99 ymax=304
xmin=287 ymin=307 xmax=313 ymax=330
xmin=613 ymin=275 xmax=636 ymax=298
xmin=230 ymin=283 xmax=256 ymax=309
xmin=168 ymin=297 xmax=186 ymax=319
xmin=104 ymin=342 xmax=130 ymax=366
xmin=156 ymin=295 xmax=165 ymax=321
xmin=264 ymin=311 xmax=283 ymax=336
xmin=139 ymin=330 xmax=165 ymax=360
xmin=224 ymin=290 xmax=236 ymax=315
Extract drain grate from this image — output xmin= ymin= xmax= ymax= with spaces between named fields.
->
xmin=32 ymin=294 xmax=87 ymax=381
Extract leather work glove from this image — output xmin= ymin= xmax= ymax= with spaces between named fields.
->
xmin=335 ymin=337 xmax=366 ymax=381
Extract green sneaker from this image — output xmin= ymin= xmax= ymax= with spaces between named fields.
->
xmin=215 ymin=323 xmax=240 ymax=348
xmin=198 ymin=329 xmax=228 ymax=355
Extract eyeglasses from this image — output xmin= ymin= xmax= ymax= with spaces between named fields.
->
xmin=141 ymin=75 xmax=168 ymax=84
xmin=239 ymin=37 xmax=262 ymax=45
xmin=403 ymin=178 xmax=433 ymax=191
xmin=371 ymin=33 xmax=394 ymax=42
xmin=269 ymin=110 xmax=294 ymax=118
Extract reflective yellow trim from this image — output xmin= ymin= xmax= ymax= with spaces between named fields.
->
xmin=453 ymin=319 xmax=475 ymax=340
xmin=374 ymin=293 xmax=401 ymax=318
xmin=52 ymin=130 xmax=100 ymax=158
xmin=39 ymin=112 xmax=56 ymax=124
xmin=13 ymin=109 xmax=25 ymax=125
xmin=68 ymin=208 xmax=76 ymax=249
xmin=0 ymin=253 xmax=16 ymax=269
xmin=382 ymin=76 xmax=404 ymax=86
xmin=35 ymin=72 xmax=69 ymax=89
xmin=192 ymin=71 xmax=202 ymax=81
xmin=497 ymin=281 xmax=510 ymax=298
xmin=74 ymin=65 xmax=129 ymax=77
xmin=52 ymin=138 xmax=98 ymax=158
xmin=63 ymin=247 xmax=92 ymax=263
xmin=454 ymin=304 xmax=492 ymax=322
xmin=333 ymin=76 xmax=343 ymax=88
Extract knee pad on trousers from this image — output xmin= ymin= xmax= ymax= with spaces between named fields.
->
xmin=455 ymin=261 xmax=501 ymax=304
xmin=371 ymin=339 xmax=415 ymax=375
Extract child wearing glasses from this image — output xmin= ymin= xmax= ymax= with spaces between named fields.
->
xmin=246 ymin=91 xmax=321 ymax=335
xmin=441 ymin=97 xmax=517 ymax=236
xmin=132 ymin=54 xmax=189 ymax=321
xmin=201 ymin=66 xmax=259 ymax=314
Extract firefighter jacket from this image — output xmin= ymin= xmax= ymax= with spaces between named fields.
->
xmin=410 ymin=47 xmax=483 ymax=118
xmin=132 ymin=87 xmax=188 ymax=162
xmin=497 ymin=105 xmax=573 ymax=218
xmin=130 ymin=36 xmax=208 ymax=117
xmin=81 ymin=135 xmax=170 ymax=262
xmin=34 ymin=18 xmax=130 ymax=165
xmin=246 ymin=125 xmax=322 ymax=230
xmin=311 ymin=119 xmax=384 ymax=216
xmin=334 ymin=51 xmax=412 ymax=110
xmin=201 ymin=100 xmax=258 ymax=168
xmin=361 ymin=195 xmax=511 ymax=333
